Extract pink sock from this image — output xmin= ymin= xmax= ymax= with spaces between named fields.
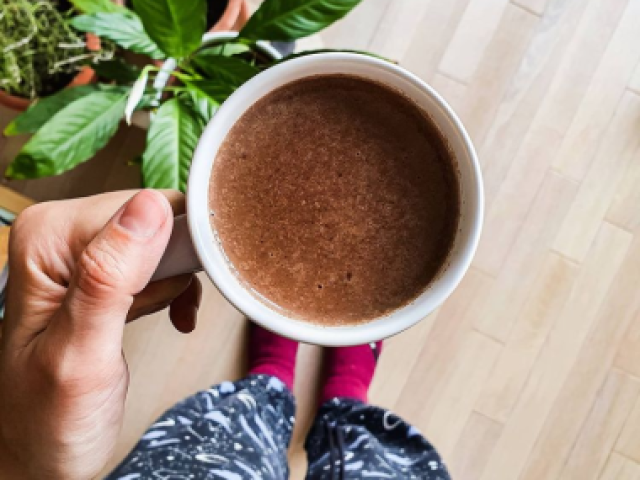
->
xmin=320 ymin=341 xmax=383 ymax=405
xmin=248 ymin=324 xmax=299 ymax=391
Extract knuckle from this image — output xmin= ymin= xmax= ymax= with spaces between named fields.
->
xmin=9 ymin=205 xmax=51 ymax=271
xmin=76 ymin=241 xmax=126 ymax=296
xmin=34 ymin=344 xmax=92 ymax=388
xmin=34 ymin=344 xmax=122 ymax=396
xmin=33 ymin=344 xmax=72 ymax=386
xmin=12 ymin=203 xmax=48 ymax=230
xmin=10 ymin=204 xmax=47 ymax=249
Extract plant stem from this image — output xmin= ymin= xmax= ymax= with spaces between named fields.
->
xmin=168 ymin=69 xmax=194 ymax=82
xmin=150 ymin=86 xmax=187 ymax=93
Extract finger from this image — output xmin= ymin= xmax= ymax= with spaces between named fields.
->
xmin=53 ymin=190 xmax=173 ymax=353
xmin=84 ymin=189 xmax=185 ymax=216
xmin=169 ymin=275 xmax=202 ymax=333
xmin=67 ymin=190 xmax=185 ymax=252
xmin=126 ymin=274 xmax=193 ymax=322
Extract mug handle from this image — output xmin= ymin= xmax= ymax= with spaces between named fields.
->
xmin=151 ymin=214 xmax=203 ymax=282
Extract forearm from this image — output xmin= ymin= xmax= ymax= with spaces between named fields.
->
xmin=0 ymin=441 xmax=28 ymax=479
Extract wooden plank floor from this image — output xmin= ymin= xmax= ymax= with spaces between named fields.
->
xmin=2 ymin=0 xmax=640 ymax=478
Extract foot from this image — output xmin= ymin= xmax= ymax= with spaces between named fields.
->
xmin=247 ymin=323 xmax=299 ymax=391
xmin=319 ymin=341 xmax=383 ymax=405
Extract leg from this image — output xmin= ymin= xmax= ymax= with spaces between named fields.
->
xmin=305 ymin=342 xmax=450 ymax=479
xmin=107 ymin=374 xmax=295 ymax=480
xmin=305 ymin=398 xmax=450 ymax=479
xmin=107 ymin=325 xmax=299 ymax=480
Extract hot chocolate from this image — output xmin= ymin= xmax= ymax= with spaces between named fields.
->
xmin=210 ymin=74 xmax=460 ymax=325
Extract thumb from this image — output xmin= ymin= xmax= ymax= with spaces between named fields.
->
xmin=55 ymin=190 xmax=173 ymax=352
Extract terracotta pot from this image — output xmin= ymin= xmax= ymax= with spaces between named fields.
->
xmin=0 ymin=0 xmax=127 ymax=112
xmin=211 ymin=0 xmax=250 ymax=32
xmin=0 ymin=33 xmax=99 ymax=112
xmin=0 ymin=89 xmax=32 ymax=111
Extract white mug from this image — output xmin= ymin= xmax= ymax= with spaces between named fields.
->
xmin=152 ymin=53 xmax=483 ymax=346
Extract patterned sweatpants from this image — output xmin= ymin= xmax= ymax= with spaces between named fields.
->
xmin=107 ymin=375 xmax=450 ymax=479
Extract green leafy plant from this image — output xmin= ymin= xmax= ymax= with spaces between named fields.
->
xmin=5 ymin=0 xmax=371 ymax=192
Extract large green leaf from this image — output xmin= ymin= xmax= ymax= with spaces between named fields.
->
xmin=69 ymin=0 xmax=128 ymax=15
xmin=4 ymin=85 xmax=99 ymax=136
xmin=240 ymin=0 xmax=362 ymax=41
xmin=184 ymin=89 xmax=218 ymax=125
xmin=131 ymin=0 xmax=206 ymax=58
xmin=185 ymin=80 xmax=235 ymax=104
xmin=197 ymin=42 xmax=252 ymax=57
xmin=71 ymin=13 xmax=165 ymax=59
xmin=6 ymin=91 xmax=127 ymax=179
xmin=93 ymin=58 xmax=141 ymax=82
xmin=192 ymin=55 xmax=260 ymax=86
xmin=142 ymin=98 xmax=202 ymax=191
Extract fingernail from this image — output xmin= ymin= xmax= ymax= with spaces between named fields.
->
xmin=186 ymin=306 xmax=198 ymax=332
xmin=119 ymin=190 xmax=169 ymax=238
xmin=175 ymin=307 xmax=197 ymax=334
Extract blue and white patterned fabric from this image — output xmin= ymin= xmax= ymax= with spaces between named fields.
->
xmin=107 ymin=375 xmax=449 ymax=480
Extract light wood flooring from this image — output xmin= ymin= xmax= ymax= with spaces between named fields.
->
xmin=2 ymin=0 xmax=640 ymax=478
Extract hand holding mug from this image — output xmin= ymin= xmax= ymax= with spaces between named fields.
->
xmin=0 ymin=190 xmax=201 ymax=479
